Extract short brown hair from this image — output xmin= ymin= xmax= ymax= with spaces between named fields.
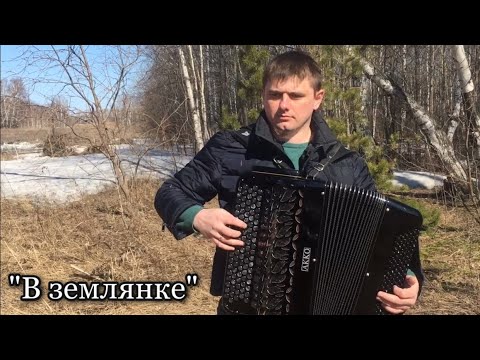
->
xmin=262 ymin=51 xmax=322 ymax=91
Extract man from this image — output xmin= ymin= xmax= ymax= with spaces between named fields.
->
xmin=155 ymin=50 xmax=423 ymax=315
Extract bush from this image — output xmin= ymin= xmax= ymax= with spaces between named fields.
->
xmin=327 ymin=117 xmax=395 ymax=191
xmin=219 ymin=106 xmax=241 ymax=131
xmin=42 ymin=133 xmax=73 ymax=157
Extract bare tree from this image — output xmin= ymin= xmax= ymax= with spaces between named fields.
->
xmin=22 ymin=45 xmax=143 ymax=222
xmin=1 ymin=77 xmax=29 ymax=128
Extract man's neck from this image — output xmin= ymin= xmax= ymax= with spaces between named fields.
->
xmin=274 ymin=124 xmax=312 ymax=144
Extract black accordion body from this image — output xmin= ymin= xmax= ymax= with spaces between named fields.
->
xmin=222 ymin=168 xmax=422 ymax=315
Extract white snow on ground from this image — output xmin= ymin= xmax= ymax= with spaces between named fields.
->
xmin=1 ymin=143 xmax=192 ymax=203
xmin=391 ymin=170 xmax=447 ymax=190
xmin=1 ymin=141 xmax=42 ymax=152
xmin=1 ymin=141 xmax=448 ymax=203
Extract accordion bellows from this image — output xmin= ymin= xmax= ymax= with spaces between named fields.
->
xmin=222 ymin=168 xmax=422 ymax=315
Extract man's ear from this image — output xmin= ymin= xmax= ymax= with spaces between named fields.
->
xmin=313 ymin=89 xmax=325 ymax=110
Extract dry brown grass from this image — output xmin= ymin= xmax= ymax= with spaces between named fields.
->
xmin=409 ymin=204 xmax=480 ymax=315
xmin=1 ymin=152 xmax=18 ymax=161
xmin=1 ymin=179 xmax=218 ymax=315
xmin=1 ymin=180 xmax=478 ymax=315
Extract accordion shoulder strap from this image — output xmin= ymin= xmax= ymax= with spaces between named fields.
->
xmin=307 ymin=142 xmax=346 ymax=179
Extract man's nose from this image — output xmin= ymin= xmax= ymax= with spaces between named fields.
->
xmin=279 ymin=94 xmax=290 ymax=110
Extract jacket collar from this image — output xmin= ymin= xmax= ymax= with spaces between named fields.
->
xmin=254 ymin=109 xmax=337 ymax=148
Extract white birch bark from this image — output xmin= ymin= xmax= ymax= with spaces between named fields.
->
xmin=453 ymin=45 xmax=480 ymax=153
xmin=354 ymin=51 xmax=467 ymax=180
xmin=179 ymin=46 xmax=204 ymax=152
xmin=199 ymin=45 xmax=210 ymax=141
xmin=448 ymin=78 xmax=462 ymax=144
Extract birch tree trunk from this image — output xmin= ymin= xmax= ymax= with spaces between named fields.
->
xmin=199 ymin=45 xmax=210 ymax=141
xmin=453 ymin=45 xmax=480 ymax=156
xmin=353 ymin=51 xmax=467 ymax=180
xmin=179 ymin=46 xmax=204 ymax=152
xmin=187 ymin=45 xmax=200 ymax=116
xmin=401 ymin=45 xmax=407 ymax=136
xmin=448 ymin=78 xmax=462 ymax=144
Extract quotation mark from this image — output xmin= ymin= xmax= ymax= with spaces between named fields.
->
xmin=9 ymin=274 xmax=21 ymax=286
xmin=185 ymin=274 xmax=198 ymax=286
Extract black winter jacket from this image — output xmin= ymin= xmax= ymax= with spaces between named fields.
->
xmin=155 ymin=110 xmax=421 ymax=296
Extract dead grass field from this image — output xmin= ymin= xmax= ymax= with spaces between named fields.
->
xmin=1 ymin=180 xmax=218 ymax=315
xmin=409 ymin=205 xmax=480 ymax=315
xmin=1 ymin=179 xmax=479 ymax=315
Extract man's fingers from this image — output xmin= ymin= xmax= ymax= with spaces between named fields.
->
xmin=405 ymin=275 xmax=418 ymax=285
xmin=212 ymin=238 xmax=235 ymax=251
xmin=223 ymin=211 xmax=248 ymax=229
xmin=219 ymin=237 xmax=244 ymax=247
xmin=219 ymin=225 xmax=243 ymax=239
xmin=212 ymin=237 xmax=243 ymax=251
xmin=377 ymin=291 xmax=413 ymax=308
xmin=380 ymin=303 xmax=407 ymax=315
xmin=210 ymin=230 xmax=244 ymax=250
xmin=392 ymin=285 xmax=417 ymax=300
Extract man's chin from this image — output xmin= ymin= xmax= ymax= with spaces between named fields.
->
xmin=273 ymin=126 xmax=293 ymax=140
xmin=272 ymin=121 xmax=291 ymax=131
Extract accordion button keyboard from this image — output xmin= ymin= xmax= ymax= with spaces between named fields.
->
xmin=223 ymin=180 xmax=271 ymax=309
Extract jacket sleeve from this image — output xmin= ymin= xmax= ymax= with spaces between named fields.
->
xmin=352 ymin=154 xmax=376 ymax=191
xmin=154 ymin=132 xmax=227 ymax=240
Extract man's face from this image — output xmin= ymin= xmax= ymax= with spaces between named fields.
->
xmin=263 ymin=76 xmax=325 ymax=137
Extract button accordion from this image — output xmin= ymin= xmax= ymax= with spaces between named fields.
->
xmin=222 ymin=168 xmax=422 ymax=315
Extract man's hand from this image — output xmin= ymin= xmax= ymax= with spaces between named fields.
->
xmin=193 ymin=208 xmax=248 ymax=251
xmin=376 ymin=275 xmax=419 ymax=314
